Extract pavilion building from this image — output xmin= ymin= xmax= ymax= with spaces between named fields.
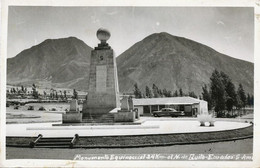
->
xmin=133 ymin=96 xmax=208 ymax=117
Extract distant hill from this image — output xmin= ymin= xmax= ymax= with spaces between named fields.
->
xmin=7 ymin=37 xmax=92 ymax=90
xmin=7 ymin=33 xmax=254 ymax=96
xmin=117 ymin=32 xmax=253 ymax=95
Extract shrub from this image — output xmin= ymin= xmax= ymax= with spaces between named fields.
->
xmin=197 ymin=113 xmax=215 ymax=126
xmin=14 ymin=105 xmax=19 ymax=110
xmin=226 ymin=113 xmax=232 ymax=118
xmin=50 ymin=108 xmax=56 ymax=111
xmin=28 ymin=106 xmax=34 ymax=110
xmin=38 ymin=106 xmax=45 ymax=111
xmin=6 ymin=102 xmax=10 ymax=107
xmin=233 ymin=114 xmax=238 ymax=118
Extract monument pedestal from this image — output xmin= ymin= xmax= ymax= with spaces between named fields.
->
xmin=62 ymin=112 xmax=82 ymax=123
xmin=114 ymin=112 xmax=135 ymax=122
xmin=62 ymin=99 xmax=82 ymax=123
xmin=113 ymin=95 xmax=138 ymax=123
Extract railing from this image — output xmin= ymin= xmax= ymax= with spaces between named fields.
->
xmin=70 ymin=134 xmax=79 ymax=148
xmin=30 ymin=134 xmax=42 ymax=148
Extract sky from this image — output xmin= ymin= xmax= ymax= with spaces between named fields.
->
xmin=8 ymin=6 xmax=254 ymax=62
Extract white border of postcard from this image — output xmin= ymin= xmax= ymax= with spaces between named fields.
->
xmin=1 ymin=0 xmax=260 ymax=167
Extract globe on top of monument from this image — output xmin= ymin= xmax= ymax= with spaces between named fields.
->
xmin=97 ymin=28 xmax=111 ymax=43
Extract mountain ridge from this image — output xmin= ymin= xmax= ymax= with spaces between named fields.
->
xmin=117 ymin=32 xmax=253 ymax=95
xmin=7 ymin=33 xmax=253 ymax=96
xmin=7 ymin=36 xmax=92 ymax=90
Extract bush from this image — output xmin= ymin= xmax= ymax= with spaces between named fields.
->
xmin=50 ymin=108 xmax=56 ymax=111
xmin=233 ymin=114 xmax=238 ymax=118
xmin=6 ymin=102 xmax=10 ymax=107
xmin=14 ymin=105 xmax=19 ymax=110
xmin=216 ymin=111 xmax=225 ymax=118
xmin=226 ymin=113 xmax=232 ymax=118
xmin=38 ymin=106 xmax=45 ymax=111
xmin=28 ymin=106 xmax=34 ymax=110
xmin=197 ymin=113 xmax=215 ymax=126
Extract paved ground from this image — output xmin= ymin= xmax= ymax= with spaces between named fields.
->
xmin=6 ymin=118 xmax=251 ymax=137
xmin=6 ymin=106 xmax=62 ymax=124
xmin=6 ymin=106 xmax=252 ymax=137
xmin=6 ymin=138 xmax=253 ymax=160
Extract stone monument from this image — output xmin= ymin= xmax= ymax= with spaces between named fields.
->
xmin=82 ymin=28 xmax=120 ymax=119
xmin=62 ymin=99 xmax=82 ymax=123
xmin=114 ymin=95 xmax=139 ymax=122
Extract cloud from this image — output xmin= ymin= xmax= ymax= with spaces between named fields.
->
xmin=217 ymin=21 xmax=225 ymax=26
xmin=91 ymin=16 xmax=100 ymax=24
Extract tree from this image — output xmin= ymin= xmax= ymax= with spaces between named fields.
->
xmin=220 ymin=71 xmax=237 ymax=111
xmin=162 ymin=88 xmax=168 ymax=97
xmin=251 ymin=95 xmax=254 ymax=107
xmin=173 ymin=90 xmax=178 ymax=97
xmin=72 ymin=89 xmax=78 ymax=100
xmin=166 ymin=90 xmax=172 ymax=97
xmin=188 ymin=91 xmax=198 ymax=98
xmin=202 ymin=84 xmax=212 ymax=110
xmin=145 ymin=86 xmax=153 ymax=98
xmin=64 ymin=90 xmax=67 ymax=100
xmin=152 ymin=84 xmax=159 ymax=98
xmin=50 ymin=88 xmax=55 ymax=99
xmin=225 ymin=80 xmax=237 ymax=112
xmin=32 ymin=83 xmax=38 ymax=99
xmin=21 ymin=85 xmax=25 ymax=93
xmin=179 ymin=88 xmax=183 ymax=97
xmin=210 ymin=70 xmax=226 ymax=117
xmin=59 ymin=90 xmax=64 ymax=100
xmin=43 ymin=91 xmax=47 ymax=99
xmin=247 ymin=94 xmax=251 ymax=106
xmin=237 ymin=84 xmax=246 ymax=108
xmin=133 ymin=83 xmax=142 ymax=98
xmin=247 ymin=94 xmax=254 ymax=107
xmin=55 ymin=91 xmax=58 ymax=100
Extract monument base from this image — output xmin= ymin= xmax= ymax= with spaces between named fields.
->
xmin=62 ymin=112 xmax=82 ymax=123
xmin=114 ymin=112 xmax=135 ymax=122
xmin=82 ymin=108 xmax=115 ymax=118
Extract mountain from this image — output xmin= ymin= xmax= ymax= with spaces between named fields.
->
xmin=7 ymin=33 xmax=254 ymax=96
xmin=117 ymin=32 xmax=253 ymax=95
xmin=7 ymin=37 xmax=92 ymax=90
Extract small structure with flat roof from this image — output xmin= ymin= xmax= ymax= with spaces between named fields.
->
xmin=133 ymin=96 xmax=208 ymax=117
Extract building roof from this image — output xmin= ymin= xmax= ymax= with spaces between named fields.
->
xmin=133 ymin=97 xmax=206 ymax=106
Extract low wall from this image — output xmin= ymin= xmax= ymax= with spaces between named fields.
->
xmin=6 ymin=125 xmax=253 ymax=148
xmin=62 ymin=113 xmax=82 ymax=123
xmin=114 ymin=112 xmax=135 ymax=122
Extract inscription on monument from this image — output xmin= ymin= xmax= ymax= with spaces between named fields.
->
xmin=96 ymin=65 xmax=107 ymax=92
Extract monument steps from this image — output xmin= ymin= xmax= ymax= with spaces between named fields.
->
xmin=38 ymin=139 xmax=71 ymax=142
xmin=35 ymin=138 xmax=72 ymax=147
xmin=34 ymin=145 xmax=71 ymax=148
xmin=36 ymin=142 xmax=72 ymax=146
xmin=82 ymin=113 xmax=115 ymax=123
xmin=31 ymin=134 xmax=79 ymax=148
